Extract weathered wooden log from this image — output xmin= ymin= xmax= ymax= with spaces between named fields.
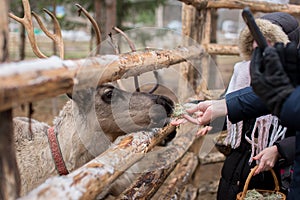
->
xmin=112 ymin=123 xmax=200 ymax=199
xmin=178 ymin=0 xmax=300 ymax=14
xmin=151 ymin=152 xmax=198 ymax=200
xmin=0 ymin=0 xmax=21 ymax=199
xmin=198 ymin=180 xmax=219 ymax=195
xmin=206 ymin=44 xmax=239 ymax=55
xmin=0 ymin=110 xmax=21 ymax=200
xmin=0 ymin=45 xmax=204 ymax=112
xmin=178 ymin=4 xmax=203 ymax=101
xmin=199 ymin=151 xmax=226 ymax=165
xmin=179 ymin=184 xmax=198 ymax=200
xmin=19 ymin=125 xmax=175 ymax=200
xmin=115 ymin=157 xmax=176 ymax=200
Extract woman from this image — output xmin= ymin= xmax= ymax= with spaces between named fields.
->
xmin=172 ymin=12 xmax=300 ymax=199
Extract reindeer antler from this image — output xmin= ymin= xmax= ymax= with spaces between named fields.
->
xmin=75 ymin=3 xmax=101 ymax=54
xmin=9 ymin=0 xmax=47 ymax=58
xmin=113 ymin=27 xmax=136 ymax=52
xmin=9 ymin=0 xmax=65 ymax=59
xmin=113 ymin=27 xmax=160 ymax=93
xmin=31 ymin=9 xmax=64 ymax=59
xmin=113 ymin=26 xmax=140 ymax=91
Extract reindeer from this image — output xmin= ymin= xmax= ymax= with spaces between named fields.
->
xmin=9 ymin=1 xmax=174 ymax=196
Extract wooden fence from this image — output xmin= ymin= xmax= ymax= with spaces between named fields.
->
xmin=1 ymin=0 xmax=300 ymax=199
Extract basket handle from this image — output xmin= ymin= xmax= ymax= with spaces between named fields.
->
xmin=240 ymin=165 xmax=280 ymax=199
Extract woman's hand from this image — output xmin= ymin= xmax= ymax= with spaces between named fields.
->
xmin=253 ymin=145 xmax=280 ymax=175
xmin=170 ymin=99 xmax=228 ymax=136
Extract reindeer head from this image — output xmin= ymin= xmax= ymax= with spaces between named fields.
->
xmin=10 ymin=1 xmax=175 ymax=142
xmin=72 ymin=84 xmax=174 ymax=141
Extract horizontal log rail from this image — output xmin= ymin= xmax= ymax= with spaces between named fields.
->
xmin=0 ymin=45 xmax=204 ymax=112
xmin=117 ymin=164 xmax=175 ymax=199
xmin=205 ymin=43 xmax=239 ymax=55
xmin=19 ymin=123 xmax=199 ymax=200
xmin=178 ymin=0 xmax=300 ymax=14
xmin=19 ymin=125 xmax=175 ymax=200
xmin=151 ymin=152 xmax=198 ymax=200
xmin=117 ymin=123 xmax=200 ymax=199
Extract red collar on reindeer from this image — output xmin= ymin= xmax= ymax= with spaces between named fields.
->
xmin=47 ymin=127 xmax=69 ymax=175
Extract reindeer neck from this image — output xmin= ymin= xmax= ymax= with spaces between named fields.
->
xmin=53 ymin=100 xmax=94 ymax=171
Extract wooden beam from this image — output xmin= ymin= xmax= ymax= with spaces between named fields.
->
xmin=205 ymin=43 xmax=239 ymax=55
xmin=151 ymin=152 xmax=198 ymax=200
xmin=0 ymin=45 xmax=204 ymax=112
xmin=178 ymin=0 xmax=300 ymax=14
xmin=116 ymin=124 xmax=203 ymax=199
xmin=20 ymin=122 xmax=201 ymax=199
xmin=178 ymin=4 xmax=203 ymax=101
xmin=116 ymin=158 xmax=176 ymax=199
xmin=0 ymin=0 xmax=21 ymax=198
xmin=0 ymin=110 xmax=21 ymax=200
xmin=179 ymin=184 xmax=198 ymax=200
xmin=19 ymin=125 xmax=175 ymax=200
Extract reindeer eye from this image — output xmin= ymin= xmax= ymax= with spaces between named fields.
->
xmin=101 ymin=88 xmax=114 ymax=103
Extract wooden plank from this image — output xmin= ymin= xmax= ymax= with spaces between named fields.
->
xmin=178 ymin=4 xmax=203 ymax=101
xmin=115 ymin=124 xmax=202 ymax=199
xmin=179 ymin=184 xmax=198 ymax=200
xmin=199 ymin=151 xmax=226 ymax=165
xmin=206 ymin=44 xmax=239 ymax=55
xmin=0 ymin=45 xmax=204 ymax=112
xmin=151 ymin=152 xmax=198 ymax=200
xmin=19 ymin=125 xmax=175 ymax=200
xmin=0 ymin=110 xmax=21 ymax=200
xmin=178 ymin=0 xmax=300 ymax=14
xmin=115 ymin=156 xmax=176 ymax=199
xmin=0 ymin=0 xmax=21 ymax=198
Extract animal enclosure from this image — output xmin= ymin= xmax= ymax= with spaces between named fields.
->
xmin=1 ymin=0 xmax=300 ymax=200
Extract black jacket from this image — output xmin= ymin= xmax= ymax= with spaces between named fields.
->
xmin=225 ymin=86 xmax=300 ymax=200
xmin=225 ymin=86 xmax=296 ymax=165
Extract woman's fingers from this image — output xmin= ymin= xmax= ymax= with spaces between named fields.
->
xmin=170 ymin=118 xmax=187 ymax=126
xmin=254 ymin=161 xmax=265 ymax=176
xmin=183 ymin=114 xmax=201 ymax=125
xmin=196 ymin=126 xmax=212 ymax=137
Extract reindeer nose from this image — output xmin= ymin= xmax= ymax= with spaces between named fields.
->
xmin=155 ymin=95 xmax=174 ymax=116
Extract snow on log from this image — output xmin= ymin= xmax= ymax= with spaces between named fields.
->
xmin=0 ymin=45 xmax=204 ymax=112
xmin=178 ymin=0 xmax=300 ymax=14
xmin=18 ymin=125 xmax=175 ymax=200
xmin=151 ymin=152 xmax=198 ymax=200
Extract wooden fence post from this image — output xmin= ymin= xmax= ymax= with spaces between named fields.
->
xmin=0 ymin=1 xmax=21 ymax=199
xmin=0 ymin=110 xmax=21 ymax=200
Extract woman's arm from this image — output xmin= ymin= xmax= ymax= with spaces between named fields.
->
xmin=280 ymin=86 xmax=300 ymax=130
xmin=225 ymin=86 xmax=270 ymax=123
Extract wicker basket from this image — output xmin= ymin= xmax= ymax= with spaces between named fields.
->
xmin=236 ymin=165 xmax=286 ymax=200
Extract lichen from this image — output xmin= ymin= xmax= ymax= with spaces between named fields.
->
xmin=244 ymin=189 xmax=284 ymax=200
xmin=171 ymin=103 xmax=188 ymax=118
